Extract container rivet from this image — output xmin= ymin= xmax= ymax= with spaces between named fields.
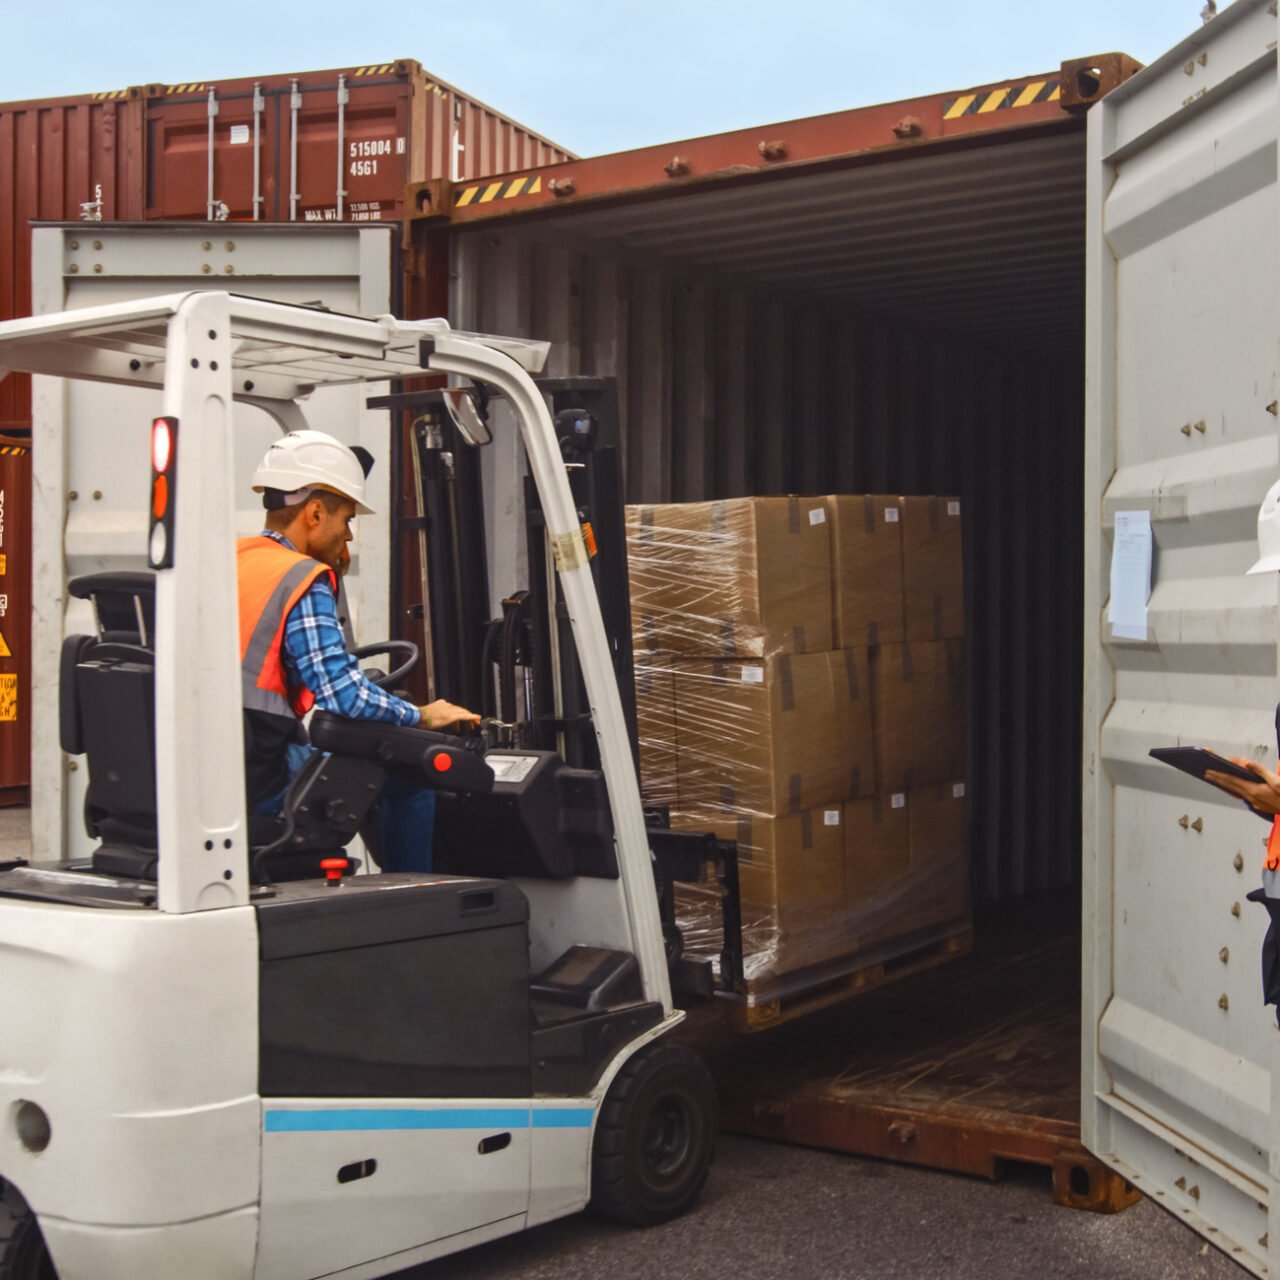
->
xmin=548 ymin=177 xmax=576 ymax=197
xmin=67 ymin=264 xmax=79 ymax=274
xmin=224 ymin=241 xmax=235 ymax=252
xmin=1219 ymin=994 xmax=1229 ymax=1010
xmin=201 ymin=264 xmax=212 ymax=275
xmin=1234 ymin=853 xmax=1245 ymax=872
xmin=1191 ymin=817 xmax=1203 ymax=833
xmin=891 ymin=117 xmax=923 ymax=140
xmin=1178 ymin=814 xmax=1190 ymax=829
xmin=1180 ymin=423 xmax=1192 ymax=436
xmin=92 ymin=490 xmax=102 ymax=501
xmin=1193 ymin=420 xmax=1206 ymax=433
xmin=92 ymin=263 xmax=102 ymax=274
xmin=202 ymin=241 xmax=212 ymax=251
xmin=758 ymin=139 xmax=788 ymax=160
xmin=1220 ymin=947 xmax=1229 ymax=963
xmin=224 ymin=265 xmax=235 ymax=275
xmin=92 ymin=240 xmax=102 ymax=250
xmin=68 ymin=490 xmax=78 ymax=501
xmin=68 ymin=240 xmax=79 ymax=250
xmin=67 ymin=759 xmax=78 ymax=771
xmin=1232 ymin=902 xmax=1242 ymax=917
xmin=1267 ymin=402 xmax=1279 ymax=417
xmin=664 ymin=156 xmax=691 ymax=178
xmin=1183 ymin=61 xmax=1196 ymax=76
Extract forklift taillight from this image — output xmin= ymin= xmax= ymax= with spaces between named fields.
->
xmin=148 ymin=416 xmax=178 ymax=569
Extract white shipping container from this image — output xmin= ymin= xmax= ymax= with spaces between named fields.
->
xmin=1084 ymin=0 xmax=1280 ymax=1271
xmin=28 ymin=223 xmax=396 ymax=864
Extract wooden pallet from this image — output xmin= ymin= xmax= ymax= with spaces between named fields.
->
xmin=676 ymin=902 xmax=1140 ymax=1214
xmin=721 ymin=921 xmax=974 ymax=1034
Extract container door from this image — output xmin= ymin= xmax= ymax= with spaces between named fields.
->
xmin=1083 ymin=1 xmax=1279 ymax=1273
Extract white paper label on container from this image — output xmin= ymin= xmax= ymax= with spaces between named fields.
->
xmin=952 ymin=783 xmax=966 ymax=798
xmin=808 ymin=508 xmax=826 ymax=526
xmin=884 ymin=507 xmax=900 ymax=523
xmin=947 ymin=501 xmax=961 ymax=517
xmin=823 ymin=809 xmax=841 ymax=826
xmin=740 ymin=666 xmax=765 ymax=684
xmin=229 ymin=125 xmax=250 ymax=145
xmin=1107 ymin=510 xmax=1152 ymax=642
xmin=891 ymin=793 xmax=906 ymax=809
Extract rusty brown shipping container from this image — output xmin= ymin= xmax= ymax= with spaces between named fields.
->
xmin=0 ymin=60 xmax=573 ymax=433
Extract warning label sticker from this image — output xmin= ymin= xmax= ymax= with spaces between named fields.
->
xmin=0 ymin=631 xmax=11 ymax=659
xmin=0 ymin=675 xmax=17 ymax=721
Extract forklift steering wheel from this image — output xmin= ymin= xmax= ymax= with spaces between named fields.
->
xmin=351 ymin=640 xmax=420 ymax=689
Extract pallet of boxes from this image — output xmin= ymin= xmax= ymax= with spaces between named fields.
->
xmin=627 ymin=494 xmax=971 ymax=1031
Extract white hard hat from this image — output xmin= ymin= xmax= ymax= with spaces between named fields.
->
xmin=251 ymin=430 xmax=374 ymax=516
xmin=1248 ymin=476 xmax=1280 ymax=574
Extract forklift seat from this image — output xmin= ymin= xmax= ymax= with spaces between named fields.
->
xmin=61 ymin=572 xmax=384 ymax=883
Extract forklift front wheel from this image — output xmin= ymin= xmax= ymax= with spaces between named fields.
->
xmin=589 ymin=1041 xmax=717 ymax=1226
xmin=0 ymin=1181 xmax=55 ymax=1280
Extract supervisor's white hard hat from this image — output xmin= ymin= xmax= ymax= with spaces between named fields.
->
xmin=1248 ymin=476 xmax=1280 ymax=574
xmin=251 ymin=430 xmax=374 ymax=516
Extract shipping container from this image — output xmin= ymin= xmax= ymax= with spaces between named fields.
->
xmin=0 ymin=61 xmax=573 ymax=433
xmin=25 ymin=221 xmax=399 ymax=862
xmin=393 ymin=8 xmax=1269 ymax=1246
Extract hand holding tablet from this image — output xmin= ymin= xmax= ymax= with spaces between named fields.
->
xmin=1150 ymin=746 xmax=1280 ymax=819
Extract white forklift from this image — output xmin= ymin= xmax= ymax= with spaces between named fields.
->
xmin=0 ymin=292 xmax=717 ymax=1279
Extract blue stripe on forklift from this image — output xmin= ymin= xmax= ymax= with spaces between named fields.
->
xmin=264 ymin=1107 xmax=594 ymax=1133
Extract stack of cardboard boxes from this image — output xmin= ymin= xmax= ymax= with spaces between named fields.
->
xmin=627 ymin=494 xmax=968 ymax=991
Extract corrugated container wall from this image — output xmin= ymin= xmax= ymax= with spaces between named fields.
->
xmin=453 ymin=199 xmax=1084 ymax=904
xmin=0 ymin=60 xmax=573 ymax=432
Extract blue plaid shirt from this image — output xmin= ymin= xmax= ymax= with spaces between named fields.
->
xmin=264 ymin=530 xmax=421 ymax=727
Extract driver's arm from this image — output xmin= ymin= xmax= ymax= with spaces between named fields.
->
xmin=281 ymin=577 xmax=422 ymax=726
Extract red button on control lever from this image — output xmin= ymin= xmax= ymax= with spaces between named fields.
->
xmin=320 ymin=857 xmax=348 ymax=886
xmin=432 ymin=752 xmax=453 ymax=773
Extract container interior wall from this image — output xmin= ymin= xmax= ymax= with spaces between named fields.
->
xmin=456 ymin=229 xmax=1084 ymax=903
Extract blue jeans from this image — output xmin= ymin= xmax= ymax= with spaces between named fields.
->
xmin=256 ymin=741 xmax=436 ymax=872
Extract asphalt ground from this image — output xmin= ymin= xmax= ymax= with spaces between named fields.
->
xmin=403 ymin=1136 xmax=1244 ymax=1280
xmin=0 ymin=809 xmax=1247 ymax=1279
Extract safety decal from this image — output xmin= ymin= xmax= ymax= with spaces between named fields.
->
xmin=0 ymin=675 xmax=16 ymax=721
xmin=165 ymin=83 xmax=209 ymax=96
xmin=943 ymin=80 xmax=1061 ymax=119
xmin=0 ymin=447 xmax=27 ymax=457
xmin=455 ymin=175 xmax=545 ymax=208
xmin=354 ymin=65 xmax=397 ymax=77
xmin=91 ymin=89 xmax=128 ymax=101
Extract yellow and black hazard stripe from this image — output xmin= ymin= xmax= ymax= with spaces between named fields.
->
xmin=455 ymin=175 xmax=545 ymax=208
xmin=354 ymin=64 xmax=396 ymax=77
xmin=92 ymin=88 xmax=128 ymax=101
xmin=0 ymin=446 xmax=29 ymax=457
xmin=943 ymin=79 xmax=1061 ymax=120
xmin=422 ymin=80 xmax=447 ymax=98
xmin=166 ymin=83 xmax=209 ymax=95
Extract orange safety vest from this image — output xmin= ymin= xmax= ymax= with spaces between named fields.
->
xmin=237 ymin=536 xmax=336 ymax=720
xmin=1267 ymin=819 xmax=1280 ymax=875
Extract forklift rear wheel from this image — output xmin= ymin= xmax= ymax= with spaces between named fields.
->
xmin=589 ymin=1041 xmax=717 ymax=1226
xmin=0 ymin=1182 xmax=56 ymax=1280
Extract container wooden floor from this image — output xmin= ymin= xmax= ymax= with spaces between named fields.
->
xmin=676 ymin=898 xmax=1110 ymax=1201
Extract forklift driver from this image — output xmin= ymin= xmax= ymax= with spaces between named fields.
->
xmin=239 ymin=429 xmax=480 ymax=871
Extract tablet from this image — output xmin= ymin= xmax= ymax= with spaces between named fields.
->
xmin=1149 ymin=746 xmax=1259 ymax=784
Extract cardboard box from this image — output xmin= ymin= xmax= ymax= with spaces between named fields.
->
xmin=901 ymin=496 xmax=965 ymax=642
xmin=634 ymin=654 xmax=677 ymax=809
xmin=870 ymin=641 xmax=966 ymax=792
xmin=673 ymin=650 xmax=873 ymax=818
xmin=906 ymin=781 xmax=970 ymax=929
xmin=825 ymin=495 xmax=905 ymax=648
xmin=627 ymin=497 xmax=833 ymax=657
xmin=676 ymin=806 xmax=849 ymax=978
xmin=843 ymin=792 xmax=912 ymax=947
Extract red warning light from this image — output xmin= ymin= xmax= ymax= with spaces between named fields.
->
xmin=432 ymin=753 xmax=453 ymax=773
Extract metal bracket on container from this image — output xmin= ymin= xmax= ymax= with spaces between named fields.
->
xmin=252 ymin=84 xmax=265 ymax=221
xmin=205 ymin=88 xmax=219 ymax=221
xmin=405 ymin=178 xmax=455 ymax=221
xmin=289 ymin=79 xmax=302 ymax=221
xmin=1058 ymin=53 xmax=1144 ymax=111
xmin=336 ymin=75 xmax=350 ymax=221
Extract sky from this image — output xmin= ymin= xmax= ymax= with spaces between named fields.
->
xmin=2 ymin=1 xmax=1216 ymax=156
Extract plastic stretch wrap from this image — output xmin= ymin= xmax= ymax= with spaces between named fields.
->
xmin=628 ymin=495 xmax=970 ymax=992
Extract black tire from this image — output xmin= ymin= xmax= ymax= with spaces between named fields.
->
xmin=589 ymin=1041 xmax=717 ymax=1227
xmin=0 ymin=1182 xmax=56 ymax=1280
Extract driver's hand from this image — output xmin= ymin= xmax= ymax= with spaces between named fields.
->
xmin=419 ymin=699 xmax=482 ymax=733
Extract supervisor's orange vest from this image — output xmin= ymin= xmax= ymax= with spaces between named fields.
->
xmin=237 ymin=536 xmax=337 ymax=720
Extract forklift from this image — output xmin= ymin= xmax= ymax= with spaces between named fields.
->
xmin=0 ymin=293 xmax=729 ymax=1279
